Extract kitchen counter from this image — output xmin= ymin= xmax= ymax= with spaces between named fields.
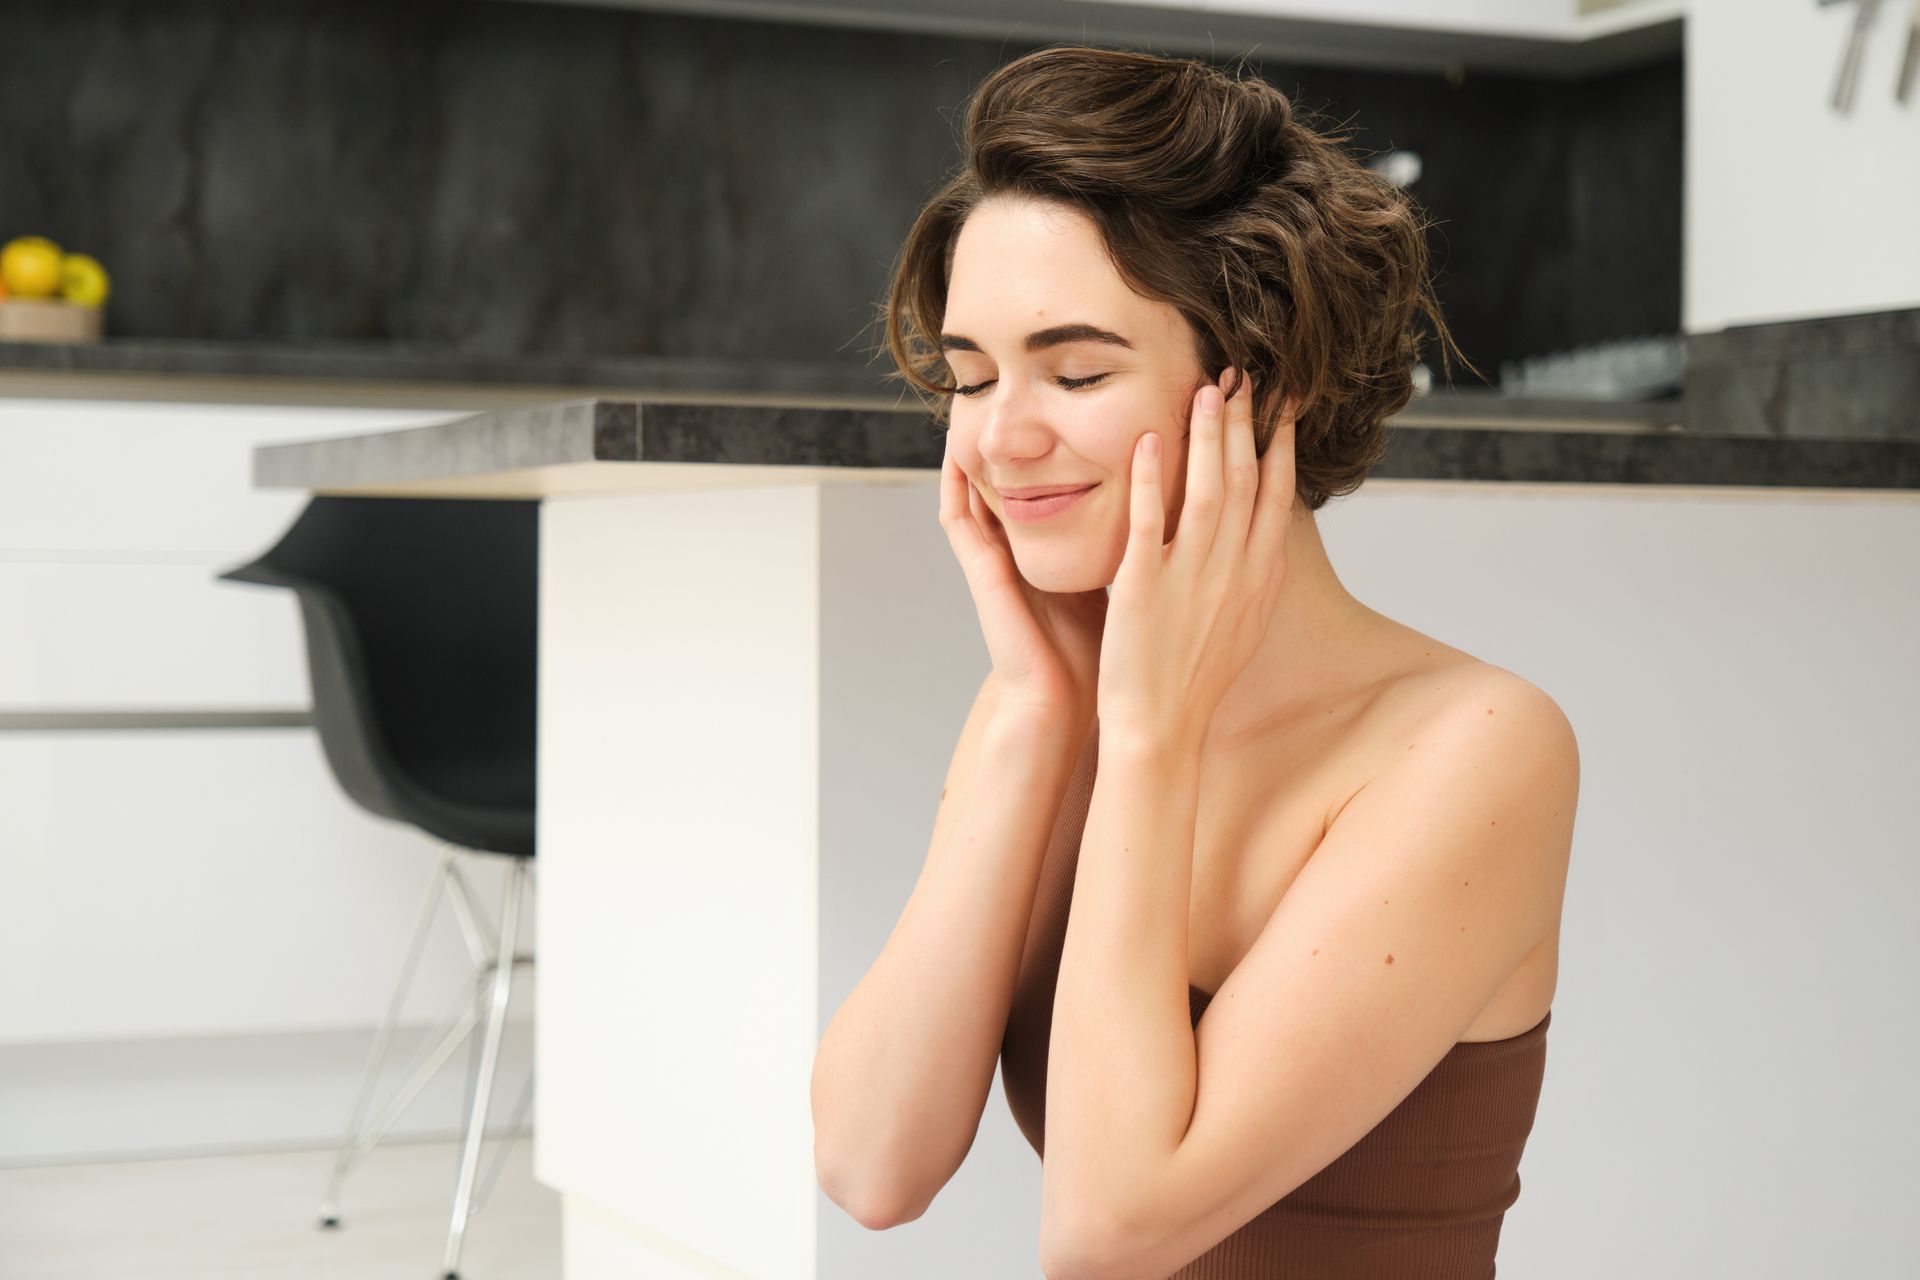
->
xmin=0 ymin=338 xmax=889 ymax=409
xmin=250 ymin=395 xmax=1920 ymax=500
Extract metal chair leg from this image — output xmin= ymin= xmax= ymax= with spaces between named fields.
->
xmin=320 ymin=849 xmax=455 ymax=1228
xmin=335 ymin=968 xmax=489 ymax=1182
xmin=441 ymin=856 xmax=528 ymax=1280
xmin=468 ymin=1065 xmax=536 ymax=1217
xmin=455 ymin=954 xmax=491 ymax=1155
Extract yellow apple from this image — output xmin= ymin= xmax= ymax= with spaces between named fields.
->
xmin=1 ymin=236 xmax=64 ymax=298
xmin=60 ymin=254 xmax=110 ymax=308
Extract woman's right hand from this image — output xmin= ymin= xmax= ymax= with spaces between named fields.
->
xmin=938 ymin=437 xmax=1109 ymax=724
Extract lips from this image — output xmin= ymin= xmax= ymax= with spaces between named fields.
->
xmin=998 ymin=483 xmax=1096 ymax=499
xmin=1000 ymin=483 xmax=1097 ymax=523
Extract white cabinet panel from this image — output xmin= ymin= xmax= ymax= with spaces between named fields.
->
xmin=0 ymin=398 xmax=463 ymax=556
xmin=0 ymin=729 xmax=536 ymax=1044
xmin=0 ymin=561 xmax=310 ymax=710
xmin=1101 ymin=0 xmax=1578 ymax=37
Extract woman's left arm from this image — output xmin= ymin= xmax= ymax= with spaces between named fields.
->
xmin=1039 ymin=370 xmax=1576 ymax=1280
xmin=1039 ymin=724 xmax=1207 ymax=1268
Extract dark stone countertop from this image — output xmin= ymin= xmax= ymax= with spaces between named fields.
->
xmin=252 ymin=396 xmax=1920 ymax=498
xmin=0 ymin=336 xmax=897 ymax=395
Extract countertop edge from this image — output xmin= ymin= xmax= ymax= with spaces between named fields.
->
xmin=247 ymin=397 xmax=1920 ymax=496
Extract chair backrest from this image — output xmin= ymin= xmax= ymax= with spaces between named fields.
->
xmin=219 ymin=495 xmax=537 ymax=855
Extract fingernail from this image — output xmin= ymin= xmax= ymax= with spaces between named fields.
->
xmin=1201 ymin=384 xmax=1223 ymax=413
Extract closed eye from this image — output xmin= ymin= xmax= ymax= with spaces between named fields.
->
xmin=950 ymin=373 xmax=1110 ymax=397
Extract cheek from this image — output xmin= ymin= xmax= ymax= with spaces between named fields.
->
xmin=944 ymin=425 xmax=984 ymax=475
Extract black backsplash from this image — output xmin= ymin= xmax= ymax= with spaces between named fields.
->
xmin=0 ymin=0 xmax=1680 ymax=386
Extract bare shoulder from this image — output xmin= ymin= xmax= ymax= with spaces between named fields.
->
xmin=1333 ymin=625 xmax=1580 ymax=826
xmin=1423 ymin=660 xmax=1576 ymax=753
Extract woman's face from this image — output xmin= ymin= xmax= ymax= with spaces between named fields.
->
xmin=940 ymin=196 xmax=1208 ymax=594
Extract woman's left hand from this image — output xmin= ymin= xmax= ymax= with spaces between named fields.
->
xmin=1096 ymin=367 xmax=1299 ymax=750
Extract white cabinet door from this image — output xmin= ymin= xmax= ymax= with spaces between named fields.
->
xmin=0 ymin=397 xmax=462 ymax=556
xmin=1102 ymin=0 xmax=1578 ymax=38
xmin=0 ymin=729 xmax=534 ymax=1044
xmin=0 ymin=562 xmax=309 ymax=709
xmin=0 ymin=395 xmax=475 ymax=711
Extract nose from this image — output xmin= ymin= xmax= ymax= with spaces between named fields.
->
xmin=974 ymin=377 xmax=1052 ymax=466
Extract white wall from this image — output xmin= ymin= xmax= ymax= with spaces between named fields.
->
xmin=814 ymin=475 xmax=1920 ymax=1278
xmin=1330 ymin=480 xmax=1920 ymax=1276
xmin=0 ymin=397 xmax=535 ymax=1165
xmin=1686 ymin=0 xmax=1920 ymax=330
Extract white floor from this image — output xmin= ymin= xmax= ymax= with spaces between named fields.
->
xmin=0 ymin=1133 xmax=562 ymax=1279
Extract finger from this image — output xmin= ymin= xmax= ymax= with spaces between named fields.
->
xmin=970 ymin=472 xmax=1013 ymax=554
xmin=1215 ymin=367 xmax=1259 ymax=577
xmin=1172 ymin=376 xmax=1226 ymax=575
xmin=1246 ymin=392 xmax=1299 ymax=584
xmin=1122 ymin=427 xmax=1164 ymax=582
xmin=939 ymin=444 xmax=995 ymax=568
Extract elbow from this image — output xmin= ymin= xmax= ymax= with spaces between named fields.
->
xmin=815 ymin=1153 xmax=928 ymax=1232
xmin=811 ymin=1077 xmax=938 ymax=1231
xmin=1040 ymin=1240 xmax=1124 ymax=1280
xmin=1040 ymin=1212 xmax=1127 ymax=1280
xmin=1041 ymin=1193 xmax=1153 ymax=1280
xmin=1039 ymin=1240 xmax=1092 ymax=1280
xmin=852 ymin=1186 xmax=929 ymax=1233
xmin=1042 ymin=1247 xmax=1153 ymax=1280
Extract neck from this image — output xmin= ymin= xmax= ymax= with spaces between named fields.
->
xmin=1202 ymin=504 xmax=1383 ymax=742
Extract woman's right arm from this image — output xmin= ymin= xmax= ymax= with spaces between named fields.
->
xmin=810 ymin=669 xmax=1090 ymax=1230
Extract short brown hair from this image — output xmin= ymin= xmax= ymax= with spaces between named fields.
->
xmin=880 ymin=45 xmax=1478 ymax=511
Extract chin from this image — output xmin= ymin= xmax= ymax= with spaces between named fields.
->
xmin=1010 ymin=547 xmax=1116 ymax=595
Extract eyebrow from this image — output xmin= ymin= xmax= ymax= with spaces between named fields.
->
xmin=937 ymin=322 xmax=1136 ymax=355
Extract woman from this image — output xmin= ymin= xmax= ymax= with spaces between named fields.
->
xmin=811 ymin=45 xmax=1577 ymax=1280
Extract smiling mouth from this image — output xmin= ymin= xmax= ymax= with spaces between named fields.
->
xmin=1000 ymin=484 xmax=1097 ymax=499
xmin=999 ymin=484 xmax=1097 ymax=522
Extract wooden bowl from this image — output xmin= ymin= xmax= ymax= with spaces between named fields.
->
xmin=0 ymin=298 xmax=104 ymax=343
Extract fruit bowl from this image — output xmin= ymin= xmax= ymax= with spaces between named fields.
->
xmin=0 ymin=297 xmax=104 ymax=343
xmin=0 ymin=235 xmax=109 ymax=343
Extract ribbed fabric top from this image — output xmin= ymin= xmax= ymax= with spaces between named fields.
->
xmin=999 ymin=720 xmax=1549 ymax=1278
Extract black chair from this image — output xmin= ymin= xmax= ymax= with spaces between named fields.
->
xmin=217 ymin=494 xmax=537 ymax=1280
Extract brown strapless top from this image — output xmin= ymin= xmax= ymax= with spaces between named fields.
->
xmin=999 ymin=721 xmax=1550 ymax=1278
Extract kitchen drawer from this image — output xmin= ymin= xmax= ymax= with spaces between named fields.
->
xmin=0 ymin=397 xmax=461 ymax=556
xmin=0 ymin=729 xmax=535 ymax=1044
xmin=0 ymin=560 xmax=309 ymax=709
